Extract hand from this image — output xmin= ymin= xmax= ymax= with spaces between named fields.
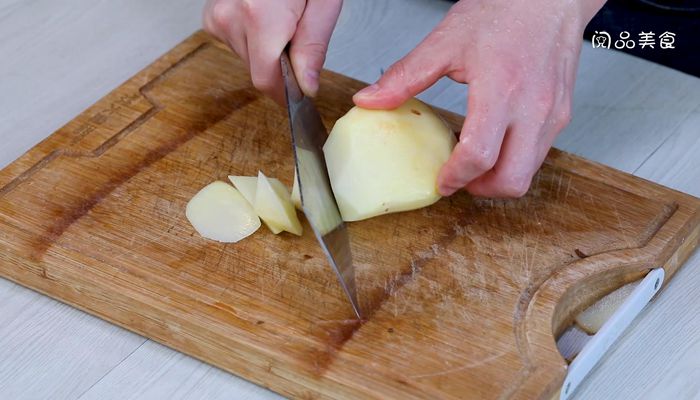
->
xmin=353 ymin=0 xmax=606 ymax=198
xmin=203 ymin=0 xmax=343 ymax=104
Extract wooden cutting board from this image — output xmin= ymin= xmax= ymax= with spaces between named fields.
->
xmin=1 ymin=31 xmax=699 ymax=399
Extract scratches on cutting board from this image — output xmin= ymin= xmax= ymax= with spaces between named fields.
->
xmin=27 ymin=60 xmax=257 ymax=260
xmin=304 ymin=203 xmax=480 ymax=377
xmin=409 ymin=349 xmax=507 ymax=380
xmin=308 ymin=243 xmax=446 ymax=376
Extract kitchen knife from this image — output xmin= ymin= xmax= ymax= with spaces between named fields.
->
xmin=280 ymin=51 xmax=362 ymax=320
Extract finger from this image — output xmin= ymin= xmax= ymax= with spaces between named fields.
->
xmin=290 ymin=0 xmax=343 ymax=97
xmin=436 ymin=82 xmax=510 ymax=196
xmin=203 ymin=0 xmax=229 ymax=40
xmin=466 ymin=74 xmax=572 ymax=198
xmin=530 ymin=104 xmax=571 ymax=167
xmin=465 ymin=121 xmax=544 ymax=198
xmin=352 ymin=32 xmax=450 ymax=109
xmin=203 ymin=0 xmax=249 ymax=64
xmin=245 ymin=3 xmax=304 ymax=104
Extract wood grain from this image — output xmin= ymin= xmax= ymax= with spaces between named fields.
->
xmin=0 ymin=0 xmax=204 ymax=171
xmin=1 ymin=31 xmax=698 ymax=399
xmin=0 ymin=1 xmax=205 ymax=398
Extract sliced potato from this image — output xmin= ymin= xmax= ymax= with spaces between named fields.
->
xmin=295 ymin=147 xmax=343 ymax=236
xmin=291 ymin=169 xmax=302 ymax=210
xmin=186 ymin=181 xmax=260 ymax=243
xmin=228 ymin=175 xmax=258 ymax=205
xmin=323 ymin=98 xmax=456 ymax=221
xmin=254 ymin=171 xmax=303 ymax=235
xmin=575 ymin=280 xmax=640 ymax=334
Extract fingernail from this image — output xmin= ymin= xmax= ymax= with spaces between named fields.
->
xmin=305 ymin=70 xmax=319 ymax=96
xmin=356 ymin=83 xmax=380 ymax=97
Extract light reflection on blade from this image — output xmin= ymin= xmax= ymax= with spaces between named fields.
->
xmin=280 ymin=51 xmax=362 ymax=319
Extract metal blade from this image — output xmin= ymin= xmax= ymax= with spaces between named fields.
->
xmin=280 ymin=51 xmax=362 ymax=319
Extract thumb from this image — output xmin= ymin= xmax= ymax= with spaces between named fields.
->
xmin=290 ymin=0 xmax=343 ymax=97
xmin=353 ymin=35 xmax=449 ymax=109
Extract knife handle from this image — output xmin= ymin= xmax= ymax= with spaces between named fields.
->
xmin=280 ymin=46 xmax=303 ymax=104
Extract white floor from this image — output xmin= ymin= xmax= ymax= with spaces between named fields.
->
xmin=1 ymin=0 xmax=699 ymax=399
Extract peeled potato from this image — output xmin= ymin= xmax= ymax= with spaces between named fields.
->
xmin=323 ymin=98 xmax=456 ymax=221
xmin=185 ymin=181 xmax=260 ymax=243
xmin=294 ymin=147 xmax=343 ymax=236
xmin=228 ymin=175 xmax=258 ymax=205
xmin=291 ymin=169 xmax=302 ymax=210
xmin=575 ymin=280 xmax=640 ymax=334
xmin=254 ymin=171 xmax=303 ymax=235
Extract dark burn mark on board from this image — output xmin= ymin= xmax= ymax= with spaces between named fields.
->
xmin=310 ymin=318 xmax=364 ymax=375
xmin=31 ymin=129 xmax=199 ymax=259
xmin=31 ymin=88 xmax=257 ymax=260
xmin=310 ymin=219 xmax=459 ymax=376
xmin=306 ymin=198 xmax=474 ymax=376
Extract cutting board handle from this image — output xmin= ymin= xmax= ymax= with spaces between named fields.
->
xmin=561 ymin=268 xmax=665 ymax=399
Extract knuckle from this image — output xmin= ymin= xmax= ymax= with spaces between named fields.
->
xmin=553 ymin=107 xmax=572 ymax=131
xmin=548 ymin=94 xmax=572 ymax=131
xmin=206 ymin=0 xmax=235 ymax=33
xmin=239 ymin=0 xmax=256 ymax=16
xmin=296 ymin=41 xmax=328 ymax=61
xmin=497 ymin=64 xmax=521 ymax=95
xmin=459 ymin=143 xmax=498 ymax=172
xmin=534 ymin=91 xmax=556 ymax=116
xmin=382 ymin=59 xmax=415 ymax=98
xmin=502 ymin=177 xmax=532 ymax=198
xmin=240 ymin=0 xmax=268 ymax=27
xmin=386 ymin=59 xmax=408 ymax=79
xmin=251 ymin=73 xmax=275 ymax=92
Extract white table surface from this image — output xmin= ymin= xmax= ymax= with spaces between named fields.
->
xmin=1 ymin=1 xmax=699 ymax=399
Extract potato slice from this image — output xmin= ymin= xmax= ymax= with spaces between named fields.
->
xmin=294 ymin=147 xmax=343 ymax=236
xmin=186 ymin=181 xmax=260 ymax=243
xmin=228 ymin=175 xmax=258 ymax=205
xmin=575 ymin=280 xmax=640 ymax=334
xmin=254 ymin=171 xmax=303 ymax=235
xmin=291 ymin=169 xmax=302 ymax=210
xmin=323 ymin=98 xmax=456 ymax=221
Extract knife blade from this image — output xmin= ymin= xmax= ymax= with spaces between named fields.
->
xmin=280 ymin=51 xmax=362 ymax=320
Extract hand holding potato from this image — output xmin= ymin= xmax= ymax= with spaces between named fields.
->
xmin=203 ymin=0 xmax=343 ymax=104
xmin=203 ymin=0 xmax=607 ymax=199
xmin=354 ymin=0 xmax=607 ymax=198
